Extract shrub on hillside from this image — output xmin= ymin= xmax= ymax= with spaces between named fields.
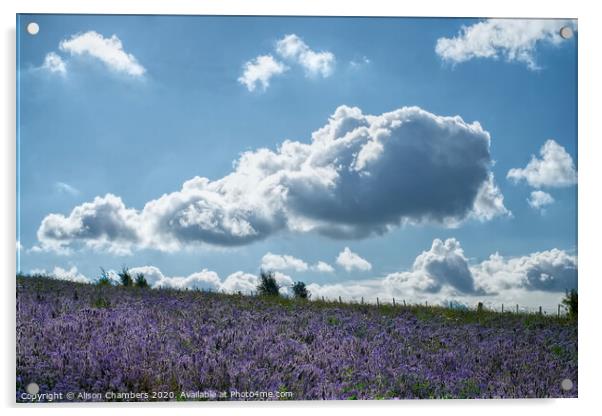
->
xmin=292 ymin=281 xmax=309 ymax=299
xmin=257 ymin=270 xmax=280 ymax=297
xmin=96 ymin=268 xmax=113 ymax=287
xmin=562 ymin=289 xmax=577 ymax=319
xmin=134 ymin=273 xmax=149 ymax=288
xmin=118 ymin=266 xmax=133 ymax=287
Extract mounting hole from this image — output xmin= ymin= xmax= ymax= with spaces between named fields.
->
xmin=26 ymin=382 xmax=39 ymax=395
xmin=26 ymin=22 xmax=39 ymax=35
xmin=561 ymin=378 xmax=574 ymax=391
xmin=560 ymin=26 xmax=573 ymax=40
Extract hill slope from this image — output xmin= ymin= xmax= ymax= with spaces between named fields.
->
xmin=16 ymin=277 xmax=577 ymax=401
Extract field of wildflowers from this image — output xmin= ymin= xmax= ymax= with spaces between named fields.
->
xmin=16 ymin=276 xmax=577 ymax=401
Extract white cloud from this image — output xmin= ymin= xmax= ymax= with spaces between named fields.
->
xmin=156 ymin=270 xmax=222 ymax=291
xmin=125 ymin=266 xmax=293 ymax=294
xmin=336 ymin=247 xmax=372 ymax=272
xmin=36 ymin=194 xmax=141 ymax=255
xmin=350 ymin=56 xmax=371 ymax=68
xmin=384 ymin=238 xmax=475 ymax=294
xmin=238 ymin=34 xmax=334 ymax=91
xmin=238 ymin=55 xmax=288 ymax=92
xmin=436 ymin=19 xmax=576 ymax=70
xmin=59 ymin=31 xmax=145 ymax=76
xmin=307 ymin=279 xmax=383 ymax=302
xmin=527 ymin=190 xmax=555 ymax=211
xmin=273 ymin=271 xmax=294 ymax=295
xmin=54 ymin=181 xmax=80 ymax=196
xmin=261 ymin=252 xmax=334 ymax=273
xmin=127 ymin=265 xmax=165 ymax=286
xmin=276 ymin=34 xmax=335 ymax=77
xmin=37 ymin=105 xmax=507 ymax=253
xmin=31 ymin=266 xmax=90 ymax=284
xmin=507 ymin=139 xmax=577 ymax=188
xmin=261 ymin=252 xmax=309 ymax=272
xmin=220 ymin=271 xmax=258 ymax=294
xmin=472 ymin=248 xmax=577 ymax=293
xmin=42 ymin=52 xmax=67 ymax=75
xmin=312 ymin=261 xmax=335 ymax=273
xmin=17 ymin=241 xmax=23 ymax=252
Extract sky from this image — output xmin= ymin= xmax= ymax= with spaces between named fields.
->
xmin=16 ymin=15 xmax=578 ymax=311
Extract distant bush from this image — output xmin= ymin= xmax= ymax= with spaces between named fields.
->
xmin=134 ymin=273 xmax=149 ymax=288
xmin=562 ymin=289 xmax=577 ymax=319
xmin=292 ymin=281 xmax=309 ymax=299
xmin=96 ymin=268 xmax=113 ymax=287
xmin=92 ymin=297 xmax=110 ymax=308
xmin=257 ymin=270 xmax=280 ymax=297
xmin=118 ymin=266 xmax=133 ymax=287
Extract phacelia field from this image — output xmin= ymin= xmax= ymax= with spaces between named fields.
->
xmin=16 ymin=277 xmax=577 ymax=401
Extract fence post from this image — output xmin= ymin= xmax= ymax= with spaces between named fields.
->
xmin=403 ymin=299 xmax=406 ymax=307
xmin=558 ymin=304 xmax=561 ymax=317
xmin=322 ymin=296 xmax=324 ymax=302
xmin=516 ymin=304 xmax=519 ymax=314
xmin=339 ymin=296 xmax=342 ymax=304
xmin=393 ymin=298 xmax=396 ymax=307
xmin=539 ymin=306 xmax=542 ymax=315
xmin=425 ymin=300 xmax=428 ymax=307
xmin=361 ymin=297 xmax=364 ymax=304
xmin=377 ymin=297 xmax=380 ymax=307
xmin=501 ymin=304 xmax=504 ymax=313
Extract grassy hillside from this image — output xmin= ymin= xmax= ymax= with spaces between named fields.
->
xmin=16 ymin=276 xmax=577 ymax=401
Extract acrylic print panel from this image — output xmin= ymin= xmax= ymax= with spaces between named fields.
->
xmin=16 ymin=14 xmax=577 ymax=402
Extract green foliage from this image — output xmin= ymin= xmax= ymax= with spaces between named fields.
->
xmin=562 ymin=289 xmax=577 ymax=319
xmin=256 ymin=270 xmax=280 ymax=297
xmin=327 ymin=316 xmax=340 ymax=326
xmin=459 ymin=379 xmax=481 ymax=398
xmin=292 ymin=281 xmax=309 ymax=299
xmin=118 ymin=266 xmax=133 ymax=287
xmin=96 ymin=268 xmax=113 ymax=287
xmin=134 ymin=273 xmax=149 ymax=288
xmin=91 ymin=297 xmax=110 ymax=308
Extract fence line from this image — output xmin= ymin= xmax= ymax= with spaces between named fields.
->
xmin=302 ymin=294 xmax=569 ymax=316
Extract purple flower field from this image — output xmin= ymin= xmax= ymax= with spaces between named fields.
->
xmin=16 ymin=276 xmax=577 ymax=401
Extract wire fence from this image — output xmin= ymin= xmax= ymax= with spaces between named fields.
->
xmin=305 ymin=294 xmax=570 ymax=317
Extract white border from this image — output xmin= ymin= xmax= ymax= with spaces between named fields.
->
xmin=2 ymin=1 xmax=600 ymax=415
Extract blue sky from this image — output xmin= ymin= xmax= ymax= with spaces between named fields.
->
xmin=17 ymin=15 xmax=578 ymax=309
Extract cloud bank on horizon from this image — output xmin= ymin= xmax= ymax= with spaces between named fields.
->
xmin=31 ymin=237 xmax=577 ymax=311
xmin=34 ymin=104 xmax=510 ymax=255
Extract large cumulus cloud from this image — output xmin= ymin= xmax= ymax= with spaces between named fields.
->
xmin=36 ymin=194 xmax=141 ymax=254
xmin=383 ymin=238 xmax=475 ymax=295
xmin=36 ymin=105 xmax=508 ymax=254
